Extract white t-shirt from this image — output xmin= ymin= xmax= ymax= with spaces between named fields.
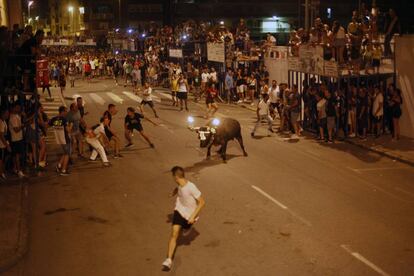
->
xmin=175 ymin=181 xmax=202 ymax=220
xmin=0 ymin=120 xmax=7 ymax=148
xmin=372 ymin=93 xmax=384 ymax=116
xmin=178 ymin=80 xmax=187 ymax=93
xmin=201 ymin=72 xmax=210 ymax=83
xmin=317 ymin=98 xmax=327 ymax=119
xmin=269 ymin=86 xmax=280 ymax=103
xmin=93 ymin=124 xmax=106 ymax=139
xmin=258 ymin=100 xmax=270 ymax=116
xmin=210 ymin=72 xmax=217 ymax=82
xmin=9 ymin=114 xmax=23 ymax=142
xmin=143 ymin=87 xmax=153 ymax=101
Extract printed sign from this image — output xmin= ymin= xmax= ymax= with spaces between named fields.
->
xmin=324 ymin=60 xmax=339 ymax=77
xmin=207 ymin=43 xmax=225 ymax=63
xmin=36 ymin=60 xmax=49 ymax=88
xmin=169 ymin=49 xmax=183 ymax=58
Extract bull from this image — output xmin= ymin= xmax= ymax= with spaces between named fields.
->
xmin=188 ymin=117 xmax=248 ymax=162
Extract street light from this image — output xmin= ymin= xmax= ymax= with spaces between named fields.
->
xmin=35 ymin=16 xmax=39 ymax=21
xmin=28 ymin=1 xmax=34 ymax=24
xmin=68 ymin=6 xmax=74 ymax=35
xmin=79 ymin=7 xmax=85 ymax=14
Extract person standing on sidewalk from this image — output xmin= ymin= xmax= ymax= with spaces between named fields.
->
xmin=225 ymin=70 xmax=234 ymax=104
xmin=287 ymin=85 xmax=301 ymax=138
xmin=49 ymin=106 xmax=72 ymax=176
xmin=0 ymin=109 xmax=11 ymax=180
xmin=162 ymin=166 xmax=205 ymax=271
xmin=251 ymin=93 xmax=273 ymax=137
xmin=8 ymin=104 xmax=25 ymax=178
xmin=372 ymin=86 xmax=384 ymax=138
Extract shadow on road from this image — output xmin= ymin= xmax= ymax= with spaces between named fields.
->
xmin=165 ymin=214 xmax=200 ymax=246
xmin=182 ymin=154 xmax=240 ymax=175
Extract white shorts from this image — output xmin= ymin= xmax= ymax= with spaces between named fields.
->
xmin=237 ymin=85 xmax=245 ymax=93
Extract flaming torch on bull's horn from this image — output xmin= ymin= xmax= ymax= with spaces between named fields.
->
xmin=186 ymin=116 xmax=248 ymax=163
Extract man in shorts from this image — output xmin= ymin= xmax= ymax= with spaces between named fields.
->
xmin=124 ymin=107 xmax=156 ymax=148
xmin=140 ymin=82 xmax=158 ymax=118
xmin=103 ymin=104 xmax=122 ymax=158
xmin=162 ymin=166 xmax=205 ymax=271
xmin=8 ymin=104 xmax=25 ymax=178
xmin=287 ymin=85 xmax=301 ymax=138
xmin=49 ymin=106 xmax=72 ymax=176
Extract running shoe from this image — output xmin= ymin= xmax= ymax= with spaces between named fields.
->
xmin=162 ymin=258 xmax=172 ymax=271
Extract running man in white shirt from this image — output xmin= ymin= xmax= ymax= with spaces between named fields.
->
xmin=162 ymin=166 xmax=205 ymax=271
xmin=139 ymin=82 xmax=158 ymax=118
xmin=251 ymin=93 xmax=274 ymax=137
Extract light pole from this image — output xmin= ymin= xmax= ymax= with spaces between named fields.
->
xmin=118 ymin=0 xmax=121 ymax=28
xmin=68 ymin=6 xmax=74 ymax=36
xmin=28 ymin=1 xmax=34 ymax=24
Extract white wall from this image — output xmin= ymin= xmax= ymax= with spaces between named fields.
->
xmin=396 ymin=36 xmax=414 ymax=138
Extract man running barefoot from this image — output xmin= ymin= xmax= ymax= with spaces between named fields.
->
xmin=124 ymin=107 xmax=157 ymax=148
xmin=162 ymin=166 xmax=205 ymax=271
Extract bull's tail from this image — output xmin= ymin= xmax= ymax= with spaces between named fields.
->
xmin=236 ymin=130 xmax=248 ymax=157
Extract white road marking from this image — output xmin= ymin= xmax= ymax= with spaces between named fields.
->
xmin=152 ymin=95 xmax=161 ymax=103
xmin=106 ymin=92 xmax=124 ymax=104
xmin=251 ymin=185 xmax=312 ymax=226
xmin=341 ymin=245 xmax=390 ymax=276
xmin=251 ymin=185 xmax=288 ymax=209
xmin=266 ymin=137 xmax=411 ymax=203
xmin=89 ymin=93 xmax=105 ymax=105
xmin=71 ymin=94 xmax=86 ymax=104
xmin=395 ymin=187 xmax=414 ymax=197
xmin=158 ymin=123 xmax=174 ymax=134
xmin=122 ymin=91 xmax=142 ymax=102
xmin=158 ymin=91 xmax=172 ymax=99
xmin=348 ymin=166 xmax=407 ymax=172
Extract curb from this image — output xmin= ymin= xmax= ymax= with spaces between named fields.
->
xmin=0 ymin=183 xmax=29 ymax=273
xmin=345 ymin=139 xmax=414 ymax=167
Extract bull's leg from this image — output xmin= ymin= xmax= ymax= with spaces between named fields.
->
xmin=207 ymin=144 xmax=213 ymax=159
xmin=237 ymin=135 xmax=248 ymax=157
xmin=220 ymin=141 xmax=228 ymax=162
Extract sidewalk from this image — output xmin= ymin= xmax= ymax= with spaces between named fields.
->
xmin=0 ymin=182 xmax=28 ymax=273
xmin=0 ymin=89 xmax=66 ymax=272
xmin=233 ymin=101 xmax=414 ymax=166
xmin=345 ymin=135 xmax=414 ymax=166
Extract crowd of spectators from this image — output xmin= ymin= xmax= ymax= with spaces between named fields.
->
xmin=289 ymin=6 xmax=400 ymax=74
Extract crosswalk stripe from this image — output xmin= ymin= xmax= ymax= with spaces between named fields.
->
xmin=122 ymin=91 xmax=142 ymax=103
xmin=152 ymin=95 xmax=161 ymax=103
xmin=89 ymin=93 xmax=105 ymax=105
xmin=158 ymin=92 xmax=172 ymax=99
xmin=106 ymin=92 xmax=124 ymax=104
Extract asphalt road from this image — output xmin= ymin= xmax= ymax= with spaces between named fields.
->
xmin=4 ymin=79 xmax=414 ymax=276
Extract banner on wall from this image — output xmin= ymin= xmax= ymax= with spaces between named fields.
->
xmin=267 ymin=46 xmax=288 ymax=60
xmin=324 ymin=60 xmax=339 ymax=77
xmin=287 ymin=57 xmax=301 ymax=72
xmin=169 ymin=48 xmax=183 ymax=58
xmin=207 ymin=43 xmax=225 ymax=63
xmin=36 ymin=60 xmax=49 ymax=88
xmin=298 ymin=45 xmax=324 ymax=75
